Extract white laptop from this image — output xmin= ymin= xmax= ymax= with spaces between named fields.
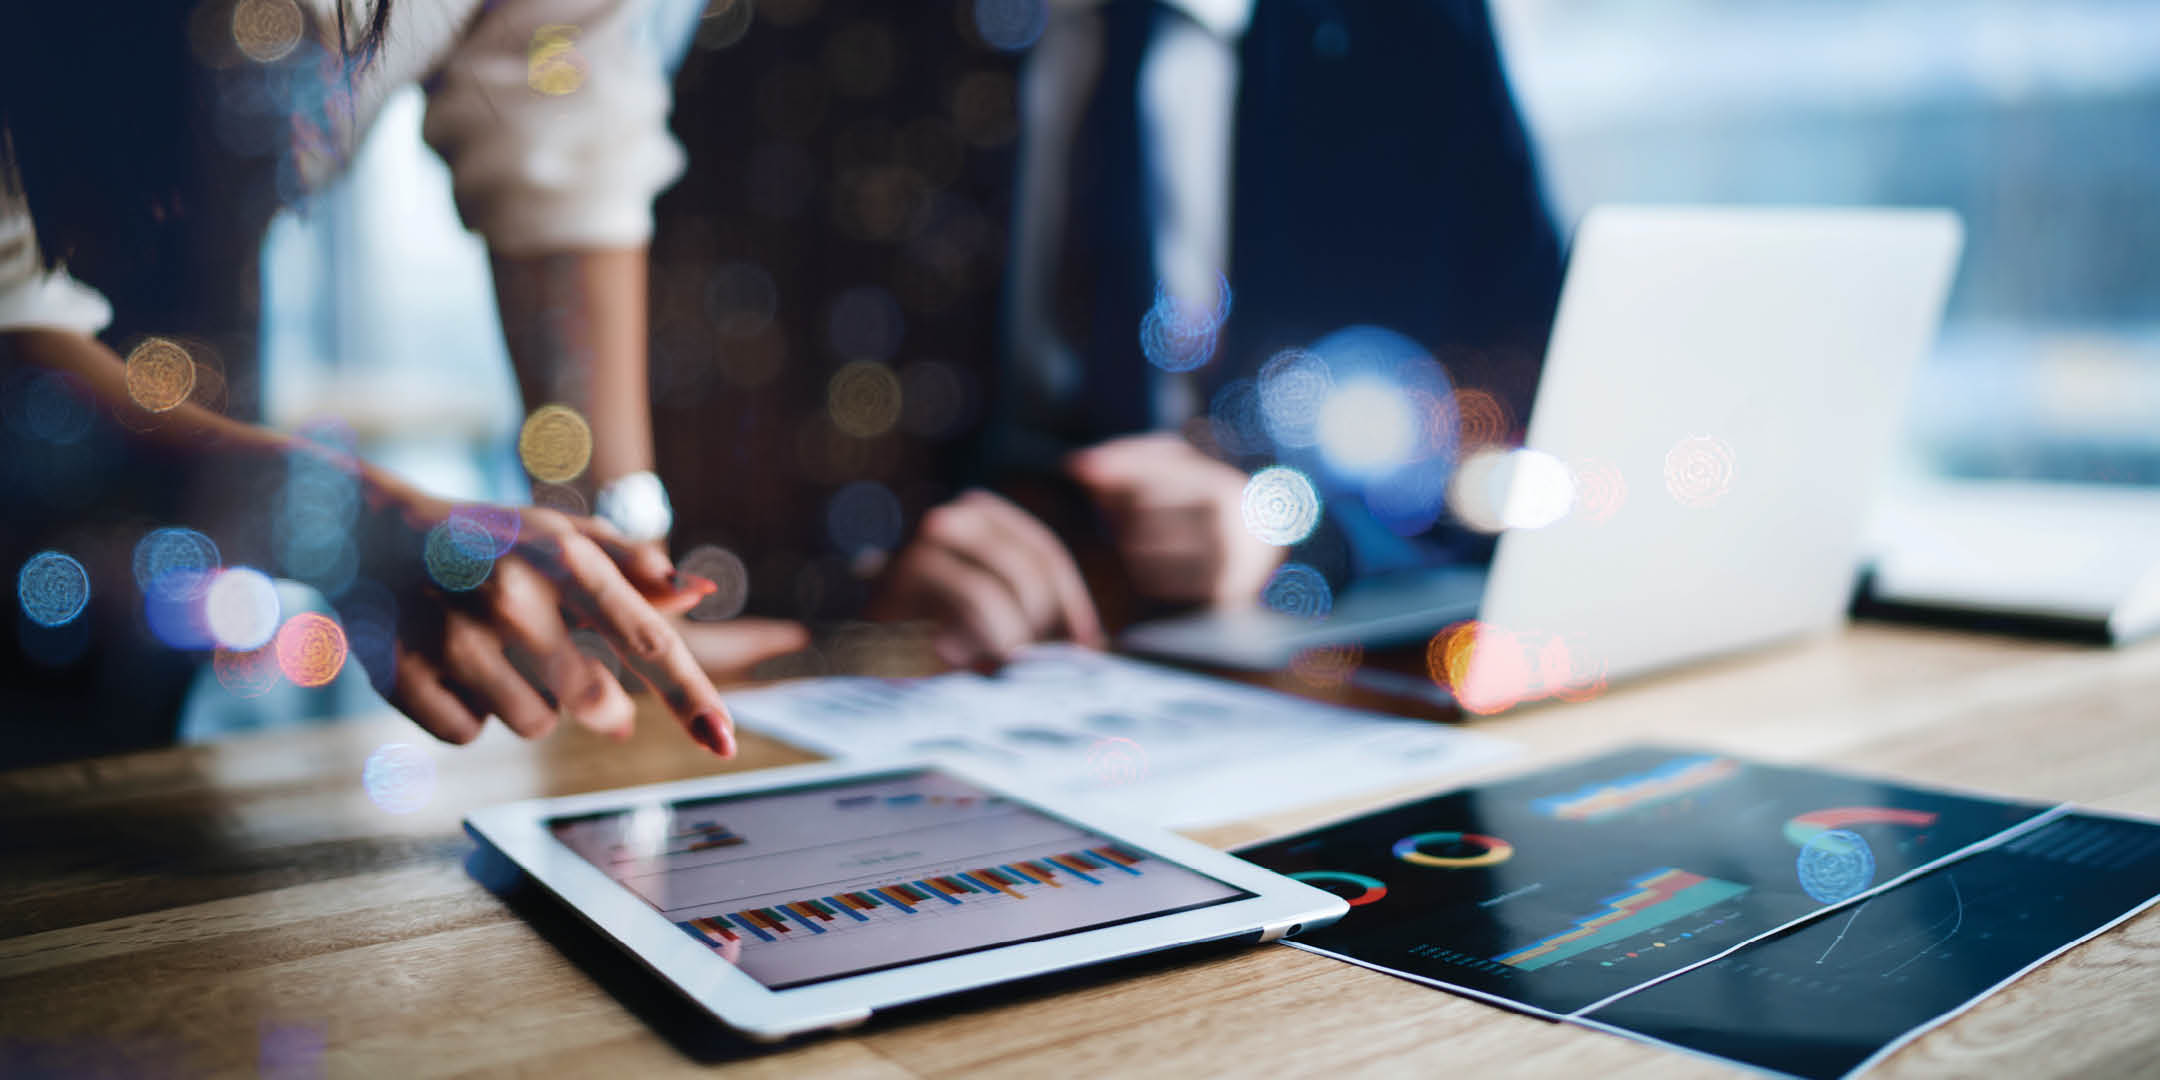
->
xmin=1124 ymin=206 xmax=1965 ymax=705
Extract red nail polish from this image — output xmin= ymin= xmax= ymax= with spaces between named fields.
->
xmin=672 ymin=573 xmax=718 ymax=596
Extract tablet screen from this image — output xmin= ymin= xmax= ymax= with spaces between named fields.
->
xmin=549 ymin=769 xmax=1252 ymax=989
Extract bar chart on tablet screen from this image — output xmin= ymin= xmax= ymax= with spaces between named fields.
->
xmin=676 ymin=843 xmax=1154 ymax=945
xmin=550 ymin=771 xmax=1248 ymax=989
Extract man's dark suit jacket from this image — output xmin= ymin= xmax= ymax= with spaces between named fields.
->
xmin=1049 ymin=0 xmax=1567 ymax=580
xmin=652 ymin=0 xmax=1564 ymax=612
xmin=1250 ymin=0 xmax=1563 ymax=404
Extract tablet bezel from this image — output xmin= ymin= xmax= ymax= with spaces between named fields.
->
xmin=464 ymin=756 xmax=1348 ymax=1041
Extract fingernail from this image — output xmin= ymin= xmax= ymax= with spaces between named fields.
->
xmin=689 ymin=710 xmax=733 ymax=757
xmin=670 ymin=573 xmax=718 ymax=596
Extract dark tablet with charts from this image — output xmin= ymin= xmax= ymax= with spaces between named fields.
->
xmin=1235 ymin=746 xmax=2058 ymax=1017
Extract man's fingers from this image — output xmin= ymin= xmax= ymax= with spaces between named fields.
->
xmin=924 ymin=498 xmax=1061 ymax=636
xmin=932 ymin=628 xmax=998 ymax=673
xmin=386 ymin=648 xmax=487 ymax=746
xmin=1117 ymin=502 xmax=1215 ymax=552
xmin=976 ymin=494 xmax=1104 ymax=647
xmin=1064 ymin=433 xmax=1187 ymax=488
xmin=1123 ymin=561 xmax=1226 ymax=604
xmin=678 ymin=618 xmax=810 ymax=680
xmin=909 ymin=545 xmax=1034 ymax=665
xmin=883 ymin=491 xmax=1104 ymax=653
xmin=442 ymin=613 xmax=559 ymax=739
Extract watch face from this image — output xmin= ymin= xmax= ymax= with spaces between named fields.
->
xmin=597 ymin=471 xmax=674 ymax=542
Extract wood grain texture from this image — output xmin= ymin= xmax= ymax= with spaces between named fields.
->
xmin=3 ymin=624 xmax=2157 ymax=1078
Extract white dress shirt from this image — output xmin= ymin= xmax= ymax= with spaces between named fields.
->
xmin=1010 ymin=0 xmax=1253 ymax=429
xmin=0 ymin=0 xmax=685 ymax=336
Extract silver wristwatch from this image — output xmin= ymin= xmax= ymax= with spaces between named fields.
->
xmin=594 ymin=470 xmax=674 ymax=543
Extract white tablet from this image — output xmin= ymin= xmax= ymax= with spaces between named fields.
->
xmin=464 ymin=758 xmax=1348 ymax=1041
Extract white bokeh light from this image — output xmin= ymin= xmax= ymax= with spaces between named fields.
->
xmin=1241 ymin=466 xmax=1322 ymax=546
xmin=1498 ymin=450 xmax=1576 ymax=530
xmin=1444 ymin=448 xmax=1511 ymax=534
xmin=626 ymin=803 xmax=670 ymax=857
xmin=362 ymin=743 xmax=438 ymax=814
xmin=204 ymin=567 xmax=281 ymax=650
xmin=1315 ymin=377 xmax=1418 ymax=477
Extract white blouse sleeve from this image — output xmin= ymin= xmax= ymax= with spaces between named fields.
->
xmin=419 ymin=0 xmax=686 ymax=254
xmin=0 ymin=163 xmax=113 ymax=336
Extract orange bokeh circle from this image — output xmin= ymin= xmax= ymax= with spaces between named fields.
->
xmin=276 ymin=613 xmax=349 ymax=688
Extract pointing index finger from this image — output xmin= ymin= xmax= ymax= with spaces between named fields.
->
xmin=530 ymin=523 xmax=735 ymax=755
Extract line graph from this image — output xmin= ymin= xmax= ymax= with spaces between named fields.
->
xmin=1883 ymin=874 xmax=1964 ymax=977
xmin=1579 ymin=813 xmax=2160 ymax=1080
xmin=1811 ymin=871 xmax=1968 ymax=974
xmin=1815 ymin=904 xmax=1866 ymax=965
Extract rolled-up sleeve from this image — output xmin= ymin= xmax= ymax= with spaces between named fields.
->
xmin=419 ymin=0 xmax=686 ymax=254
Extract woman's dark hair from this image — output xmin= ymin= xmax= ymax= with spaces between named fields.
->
xmin=0 ymin=1 xmax=391 ymax=277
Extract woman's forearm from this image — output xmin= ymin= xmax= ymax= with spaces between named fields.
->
xmin=3 ymin=327 xmax=403 ymax=571
xmin=7 ymin=328 xmax=290 ymax=458
xmin=489 ymin=248 xmax=656 ymax=498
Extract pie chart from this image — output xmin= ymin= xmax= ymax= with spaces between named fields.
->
xmin=1289 ymin=870 xmax=1389 ymax=906
xmin=1392 ymin=831 xmax=1514 ymax=868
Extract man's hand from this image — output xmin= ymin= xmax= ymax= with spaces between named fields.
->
xmin=1066 ymin=433 xmax=1285 ymax=607
xmin=870 ymin=490 xmax=1105 ymax=670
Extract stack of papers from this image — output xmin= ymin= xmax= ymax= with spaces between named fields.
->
xmin=724 ymin=645 xmax=1519 ymax=829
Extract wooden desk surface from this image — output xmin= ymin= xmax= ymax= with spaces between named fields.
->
xmin=5 ymin=624 xmax=2159 ymax=1078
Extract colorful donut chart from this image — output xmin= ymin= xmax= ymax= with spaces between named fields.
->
xmin=1288 ymin=870 xmax=1390 ymax=906
xmin=1782 ymin=807 xmax=1937 ymax=847
xmin=1392 ymin=831 xmax=1515 ymax=868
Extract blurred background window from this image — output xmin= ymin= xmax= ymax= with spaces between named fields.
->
xmin=259 ymin=88 xmax=527 ymax=506
xmin=1494 ymin=0 xmax=2160 ymax=485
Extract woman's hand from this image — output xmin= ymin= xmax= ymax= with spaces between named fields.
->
xmin=1065 ymin=434 xmax=1285 ymax=607
xmin=347 ymin=468 xmax=795 ymax=755
xmin=4 ymin=329 xmax=794 ymax=754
